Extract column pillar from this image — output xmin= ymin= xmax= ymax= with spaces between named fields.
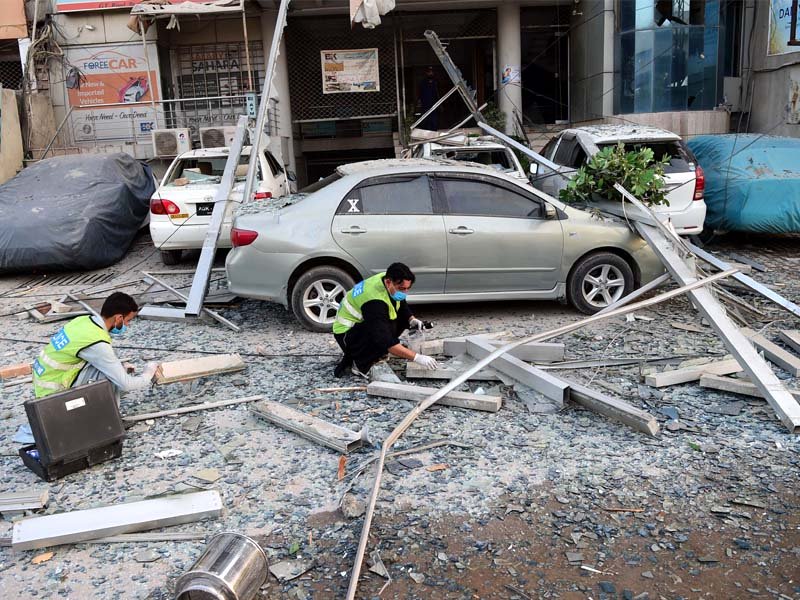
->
xmin=497 ymin=1 xmax=522 ymax=135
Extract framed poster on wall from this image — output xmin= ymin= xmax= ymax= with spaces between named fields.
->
xmin=321 ymin=48 xmax=380 ymax=94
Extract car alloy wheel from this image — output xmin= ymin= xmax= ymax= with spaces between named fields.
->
xmin=302 ymin=278 xmax=346 ymax=325
xmin=581 ymin=264 xmax=626 ymax=309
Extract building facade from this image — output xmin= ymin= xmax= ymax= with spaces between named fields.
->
xmin=22 ymin=0 xmax=796 ymax=185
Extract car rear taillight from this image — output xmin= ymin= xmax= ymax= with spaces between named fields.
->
xmin=150 ymin=198 xmax=181 ymax=215
xmin=253 ymin=191 xmax=272 ymax=200
xmin=693 ymin=165 xmax=705 ymax=201
xmin=231 ymin=227 xmax=259 ymax=247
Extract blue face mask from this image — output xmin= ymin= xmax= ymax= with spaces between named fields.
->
xmin=110 ymin=323 xmax=127 ymax=336
xmin=391 ymin=290 xmax=407 ymax=301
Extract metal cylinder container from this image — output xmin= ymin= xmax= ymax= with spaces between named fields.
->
xmin=174 ymin=532 xmax=268 ymax=600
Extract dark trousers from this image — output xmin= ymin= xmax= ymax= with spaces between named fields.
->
xmin=334 ymin=320 xmax=407 ymax=374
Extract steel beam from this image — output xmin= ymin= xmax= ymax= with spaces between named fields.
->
xmin=184 ymin=114 xmax=249 ymax=317
xmin=686 ymin=242 xmax=800 ymax=320
xmin=141 ymin=273 xmax=240 ymax=332
xmin=615 ymin=187 xmax=800 ymax=433
xmin=12 ymin=491 xmax=222 ymax=551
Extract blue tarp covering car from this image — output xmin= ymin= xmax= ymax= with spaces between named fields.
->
xmin=0 ymin=153 xmax=154 ymax=273
xmin=687 ymin=135 xmax=800 ymax=234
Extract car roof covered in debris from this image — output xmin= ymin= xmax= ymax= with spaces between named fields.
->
xmin=336 ymin=157 xmax=507 ymax=177
xmin=567 ymin=125 xmax=681 ymax=143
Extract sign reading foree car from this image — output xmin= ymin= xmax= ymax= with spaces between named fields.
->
xmin=55 ymin=0 xmax=209 ymax=12
xmin=768 ymin=0 xmax=800 ymax=55
xmin=65 ymin=43 xmax=161 ymax=142
xmin=321 ymin=49 xmax=380 ymax=94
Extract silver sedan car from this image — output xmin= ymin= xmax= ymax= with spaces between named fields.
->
xmin=226 ymin=159 xmax=664 ymax=332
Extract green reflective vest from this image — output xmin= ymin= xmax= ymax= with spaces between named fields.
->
xmin=333 ymin=272 xmax=399 ymax=335
xmin=32 ymin=315 xmax=111 ymax=398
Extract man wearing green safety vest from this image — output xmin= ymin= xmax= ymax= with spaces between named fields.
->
xmin=332 ymin=262 xmax=439 ymax=378
xmin=32 ymin=292 xmax=158 ymax=400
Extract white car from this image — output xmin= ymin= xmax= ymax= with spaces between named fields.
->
xmin=534 ymin=125 xmax=706 ymax=235
xmin=149 ymin=146 xmax=290 ymax=264
xmin=413 ymin=139 xmax=527 ymax=183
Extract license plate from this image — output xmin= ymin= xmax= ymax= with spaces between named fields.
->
xmin=195 ymin=203 xmax=214 ymax=216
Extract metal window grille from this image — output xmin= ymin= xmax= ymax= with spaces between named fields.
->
xmin=0 ymin=41 xmax=23 ymax=90
xmin=165 ymin=42 xmax=270 ymax=135
xmin=286 ymin=15 xmax=397 ymax=122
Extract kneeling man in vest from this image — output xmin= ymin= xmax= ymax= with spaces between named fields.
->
xmin=332 ymin=262 xmax=439 ymax=378
xmin=32 ymin=292 xmax=158 ymax=400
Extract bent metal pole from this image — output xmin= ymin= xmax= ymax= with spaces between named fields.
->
xmin=345 ymin=267 xmax=738 ymax=599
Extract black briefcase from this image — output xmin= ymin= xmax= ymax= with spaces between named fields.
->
xmin=19 ymin=380 xmax=125 ymax=481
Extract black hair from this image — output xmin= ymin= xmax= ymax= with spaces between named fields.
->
xmin=385 ymin=262 xmax=416 ymax=285
xmin=100 ymin=292 xmax=139 ymax=318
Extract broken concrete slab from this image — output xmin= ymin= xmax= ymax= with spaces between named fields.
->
xmin=778 ymin=329 xmax=800 ymax=355
xmin=560 ymin=378 xmax=659 ymax=436
xmin=644 ymin=358 xmax=742 ymax=388
xmin=269 ymin=559 xmax=314 ymax=582
xmin=155 ymin=354 xmax=246 ymax=384
xmin=465 ymin=337 xmax=569 ymax=406
xmin=366 ymin=381 xmax=502 ymax=413
xmin=251 ymin=400 xmax=368 ymax=454
xmin=442 ymin=337 xmax=564 ymax=362
xmin=405 ymin=363 xmax=502 ymax=381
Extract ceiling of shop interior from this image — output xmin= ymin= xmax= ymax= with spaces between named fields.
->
xmin=252 ymin=0 xmax=569 ymax=14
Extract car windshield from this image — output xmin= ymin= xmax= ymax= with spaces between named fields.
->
xmin=597 ymin=141 xmax=693 ymax=174
xmin=438 ymin=149 xmax=514 ymax=173
xmin=165 ymin=154 xmax=252 ymax=185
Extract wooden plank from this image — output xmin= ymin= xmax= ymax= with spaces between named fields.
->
xmin=740 ymin=328 xmax=800 ymax=377
xmin=251 ymin=400 xmax=368 ymax=454
xmin=123 ymin=395 xmax=263 ymax=423
xmin=155 ymin=353 xmax=245 ymax=384
xmin=561 ymin=379 xmax=659 ymax=436
xmin=644 ymin=358 xmax=742 ymax=388
xmin=366 ymin=381 xmax=502 ymax=413
xmin=778 ymin=329 xmax=800 ymax=355
xmin=700 ymin=373 xmax=800 ymax=401
xmin=0 ymin=362 xmax=32 ymax=380
xmin=12 ymin=491 xmax=223 ymax=551
xmin=405 ymin=363 xmax=503 ymax=381
xmin=465 ymin=337 xmax=569 ymax=406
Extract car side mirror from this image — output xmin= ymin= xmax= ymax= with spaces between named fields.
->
xmin=544 ymin=203 xmax=557 ymax=219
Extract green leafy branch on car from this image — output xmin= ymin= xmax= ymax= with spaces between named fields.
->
xmin=559 ymin=143 xmax=671 ymax=208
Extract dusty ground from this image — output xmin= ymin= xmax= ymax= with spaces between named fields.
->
xmin=0 ymin=230 xmax=799 ymax=599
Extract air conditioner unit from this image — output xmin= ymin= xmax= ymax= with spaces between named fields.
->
xmin=200 ymin=126 xmax=239 ymax=149
xmin=151 ymin=128 xmax=192 ymax=158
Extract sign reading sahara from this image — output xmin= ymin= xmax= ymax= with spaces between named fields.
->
xmin=65 ymin=43 xmax=161 ymax=142
xmin=321 ymin=49 xmax=380 ymax=94
xmin=768 ymin=0 xmax=800 ymax=55
xmin=55 ymin=0 xmax=209 ymax=12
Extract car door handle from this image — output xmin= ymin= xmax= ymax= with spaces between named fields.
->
xmin=341 ymin=226 xmax=367 ymax=234
xmin=448 ymin=226 xmax=474 ymax=235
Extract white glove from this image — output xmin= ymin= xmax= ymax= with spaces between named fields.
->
xmin=413 ymin=353 xmax=439 ymax=370
xmin=409 ymin=317 xmax=424 ymax=331
xmin=143 ymin=362 xmax=159 ymax=382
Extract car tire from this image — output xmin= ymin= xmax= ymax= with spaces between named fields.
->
xmin=291 ymin=266 xmax=355 ymax=333
xmin=568 ymin=253 xmax=634 ymax=314
xmin=160 ymin=250 xmax=182 ymax=265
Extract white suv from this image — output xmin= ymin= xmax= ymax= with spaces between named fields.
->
xmin=149 ymin=146 xmax=290 ymax=265
xmin=535 ymin=125 xmax=706 ymax=235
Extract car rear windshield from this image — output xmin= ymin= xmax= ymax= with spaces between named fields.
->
xmin=597 ymin=141 xmax=694 ymax=173
xmin=438 ymin=150 xmax=514 ymax=172
xmin=165 ymin=154 xmax=254 ymax=185
xmin=301 ymin=171 xmax=342 ymax=193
